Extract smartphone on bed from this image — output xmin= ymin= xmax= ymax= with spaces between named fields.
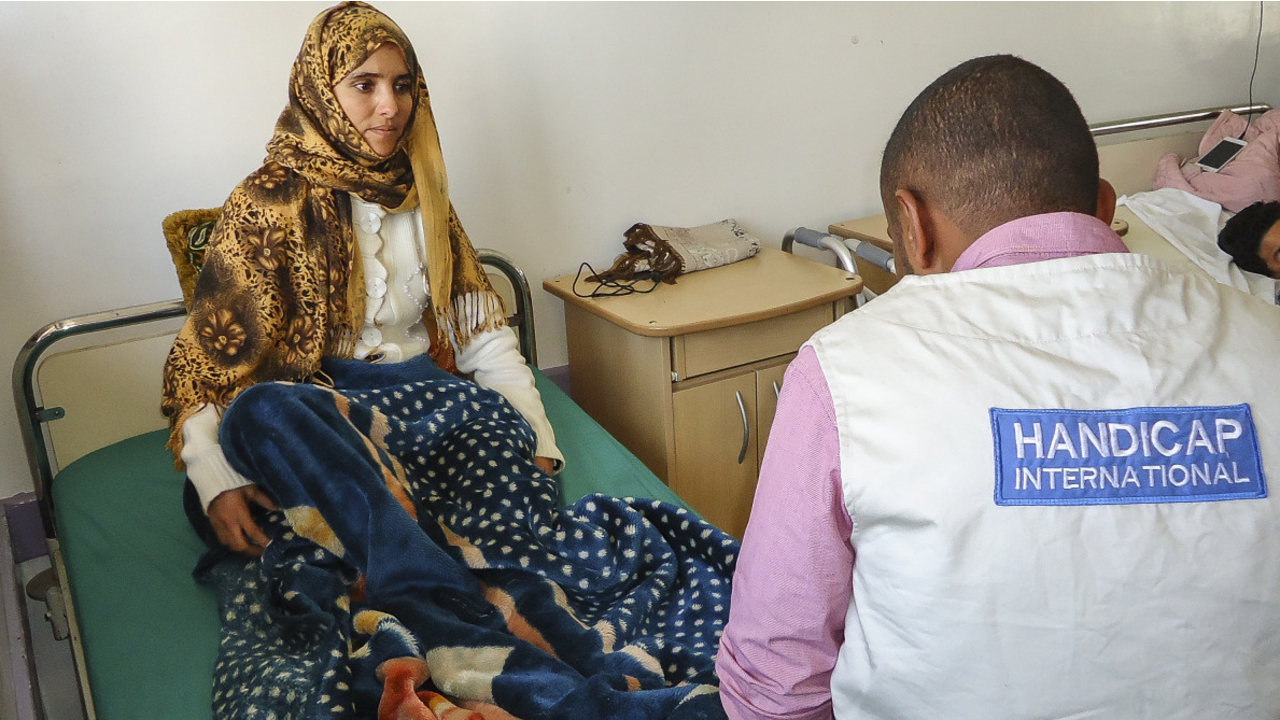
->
xmin=1196 ymin=137 xmax=1248 ymax=173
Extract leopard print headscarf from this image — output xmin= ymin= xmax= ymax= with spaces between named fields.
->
xmin=162 ymin=1 xmax=503 ymax=464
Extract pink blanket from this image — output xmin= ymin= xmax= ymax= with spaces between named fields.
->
xmin=1152 ymin=110 xmax=1280 ymax=213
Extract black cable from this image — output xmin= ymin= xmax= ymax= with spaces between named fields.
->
xmin=570 ymin=262 xmax=662 ymax=299
xmin=1241 ymin=0 xmax=1265 ymax=139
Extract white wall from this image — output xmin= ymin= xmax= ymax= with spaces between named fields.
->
xmin=1 ymin=1 xmax=1276 ymax=499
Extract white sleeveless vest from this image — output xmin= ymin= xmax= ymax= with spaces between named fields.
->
xmin=810 ymin=253 xmax=1280 ymax=719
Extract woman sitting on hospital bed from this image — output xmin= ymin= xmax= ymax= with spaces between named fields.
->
xmin=158 ymin=4 xmax=736 ymax=718
xmin=162 ymin=0 xmax=562 ymax=557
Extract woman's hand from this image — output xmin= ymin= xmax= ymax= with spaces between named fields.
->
xmin=207 ymin=485 xmax=279 ymax=557
xmin=535 ymin=456 xmax=556 ymax=475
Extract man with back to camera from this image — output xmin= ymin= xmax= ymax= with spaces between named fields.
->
xmin=716 ymin=54 xmax=1280 ymax=719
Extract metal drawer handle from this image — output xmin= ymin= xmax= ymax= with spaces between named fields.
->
xmin=773 ymin=381 xmax=781 ymax=399
xmin=736 ymin=390 xmax=749 ymax=464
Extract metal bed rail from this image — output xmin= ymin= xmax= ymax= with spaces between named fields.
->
xmin=477 ymin=249 xmax=539 ymax=367
xmin=12 ymin=300 xmax=187 ymax=540
xmin=1088 ymin=103 xmax=1272 ymax=137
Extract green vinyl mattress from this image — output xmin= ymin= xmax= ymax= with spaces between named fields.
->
xmin=52 ymin=368 xmax=689 ymax=720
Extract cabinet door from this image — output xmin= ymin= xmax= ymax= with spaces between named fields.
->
xmin=671 ymin=373 xmax=759 ymax=538
xmin=755 ymin=362 xmax=788 ymax=469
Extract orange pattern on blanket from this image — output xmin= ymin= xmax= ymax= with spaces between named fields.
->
xmin=362 ymin=408 xmax=419 ymax=521
xmin=436 ymin=521 xmax=487 ymax=568
xmin=378 ymin=658 xmax=436 ymax=720
xmin=480 ymin=583 xmax=555 ymax=657
xmin=325 ymin=390 xmax=420 ymax=522
xmin=373 ymin=655 xmax=499 ymax=717
xmin=378 ymin=657 xmax=489 ymax=720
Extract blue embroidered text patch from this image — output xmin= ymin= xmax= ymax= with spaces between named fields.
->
xmin=990 ymin=405 xmax=1266 ymax=506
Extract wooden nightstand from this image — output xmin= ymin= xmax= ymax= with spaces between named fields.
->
xmin=544 ymin=247 xmax=863 ymax=537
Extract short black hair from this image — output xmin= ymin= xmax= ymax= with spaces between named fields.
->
xmin=880 ymin=55 xmax=1099 ymax=239
xmin=1218 ymin=201 xmax=1280 ymax=277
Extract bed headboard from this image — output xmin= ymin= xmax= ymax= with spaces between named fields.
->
xmin=1095 ymin=103 xmax=1272 ymax=197
xmin=12 ymin=249 xmax=536 ymax=536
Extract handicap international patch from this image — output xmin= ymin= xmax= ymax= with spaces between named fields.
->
xmin=990 ymin=405 xmax=1266 ymax=506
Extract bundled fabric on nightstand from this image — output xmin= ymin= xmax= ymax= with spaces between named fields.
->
xmin=591 ymin=218 xmax=762 ymax=286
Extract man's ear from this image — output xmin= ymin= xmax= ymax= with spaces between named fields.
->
xmin=895 ymin=188 xmax=941 ymax=275
xmin=1095 ymin=178 xmax=1117 ymax=226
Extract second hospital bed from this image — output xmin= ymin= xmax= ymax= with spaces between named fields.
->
xmin=9 ymin=249 xmax=697 ymax=720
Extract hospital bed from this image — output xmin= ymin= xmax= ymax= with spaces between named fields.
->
xmin=789 ymin=103 xmax=1277 ymax=298
xmin=7 ymin=250 xmax=693 ymax=720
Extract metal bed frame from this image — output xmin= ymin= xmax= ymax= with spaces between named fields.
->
xmin=7 ymin=249 xmax=536 ymax=720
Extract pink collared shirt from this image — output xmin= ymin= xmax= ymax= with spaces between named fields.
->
xmin=716 ymin=212 xmax=1127 ymax=720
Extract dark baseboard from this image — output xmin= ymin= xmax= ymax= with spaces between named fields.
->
xmin=1 ymin=494 xmax=47 ymax=563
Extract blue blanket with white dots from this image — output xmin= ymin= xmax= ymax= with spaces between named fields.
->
xmin=196 ymin=356 xmax=737 ymax=719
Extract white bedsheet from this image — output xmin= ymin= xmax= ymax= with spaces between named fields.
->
xmin=1119 ymin=188 xmax=1278 ymax=303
